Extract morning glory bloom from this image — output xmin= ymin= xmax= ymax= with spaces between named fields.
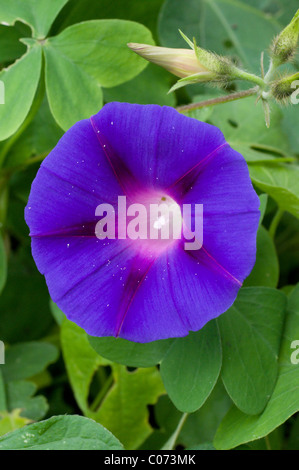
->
xmin=25 ymin=103 xmax=260 ymax=343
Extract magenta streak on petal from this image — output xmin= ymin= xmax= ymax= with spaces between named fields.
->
xmin=55 ymin=243 xmax=134 ymax=303
xmin=166 ymin=250 xmax=192 ymax=330
xmin=41 ymin=165 xmax=114 ymax=205
xmin=167 ymin=142 xmax=229 ymax=199
xmin=115 ymin=255 xmax=157 ymax=337
xmin=189 ymin=245 xmax=242 ymax=287
xmin=90 ymin=116 xmax=142 ymax=199
xmin=30 ymin=222 xmax=99 ymax=238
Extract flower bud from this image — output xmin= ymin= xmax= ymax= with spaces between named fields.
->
xmin=128 ymin=41 xmax=238 ymax=92
xmin=271 ymin=72 xmax=299 ymax=103
xmin=270 ymin=9 xmax=299 ymax=65
xmin=127 ymin=43 xmax=208 ymax=78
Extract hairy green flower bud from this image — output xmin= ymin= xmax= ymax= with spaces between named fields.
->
xmin=271 ymin=72 xmax=299 ymax=104
xmin=128 ymin=39 xmax=239 ymax=92
xmin=270 ymin=9 xmax=299 ymax=65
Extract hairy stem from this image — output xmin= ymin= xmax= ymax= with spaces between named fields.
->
xmin=264 ymin=59 xmax=275 ymax=83
xmin=233 ymin=70 xmax=265 ymax=88
xmin=177 ymin=87 xmax=258 ymax=112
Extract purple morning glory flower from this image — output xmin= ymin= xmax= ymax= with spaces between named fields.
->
xmin=25 ymin=103 xmax=260 ymax=343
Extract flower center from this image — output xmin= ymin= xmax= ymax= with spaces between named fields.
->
xmin=129 ymin=192 xmax=183 ymax=256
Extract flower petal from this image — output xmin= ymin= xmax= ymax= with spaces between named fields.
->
xmin=25 ymin=118 xmax=124 ymax=236
xmin=90 ymin=102 xmax=226 ymax=196
xmin=25 ymin=103 xmax=259 ymax=343
xmin=118 ymin=243 xmax=242 ymax=342
xmin=177 ymin=144 xmax=260 ymax=282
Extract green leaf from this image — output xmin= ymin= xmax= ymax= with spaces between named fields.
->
xmin=249 ymin=163 xmax=299 ymax=219
xmin=160 ymin=321 xmax=222 ymax=412
xmin=57 ymin=0 xmax=163 ymax=40
xmin=181 ymin=106 xmax=214 ymax=123
xmin=47 ymin=20 xmax=154 ymax=87
xmin=275 ymin=0 xmax=299 ymax=26
xmin=6 ymin=380 xmax=48 ymax=421
xmin=2 ymin=341 xmax=58 ymax=382
xmin=186 ymin=97 xmax=294 ymax=164
xmin=44 ymin=19 xmax=154 ymax=130
xmin=187 ymin=443 xmax=216 ymax=450
xmin=0 ymin=24 xmax=26 ymax=63
xmin=244 ymin=226 xmax=279 ymax=288
xmin=155 ymin=380 xmax=232 ymax=448
xmin=0 ymin=371 xmax=6 ymax=410
xmin=0 ymin=415 xmax=124 ymax=450
xmin=206 ymin=97 xmax=291 ymax=157
xmin=90 ymin=322 xmax=222 ymax=416
xmin=198 ymin=99 xmax=299 ymax=219
xmin=50 ymin=300 xmax=66 ymax=326
xmin=90 ymin=365 xmax=165 ymax=450
xmin=218 ymin=287 xmax=286 ymax=415
xmin=63 ymin=321 xmax=165 ymax=450
xmin=0 ymin=44 xmax=42 ymax=141
xmin=0 ymin=409 xmax=31 ymax=437
xmin=214 ymin=284 xmax=299 ymax=449
xmin=0 ymin=234 xmax=7 ymax=294
xmin=88 ymin=328 xmax=174 ymax=367
xmin=2 ymin=97 xmax=63 ymax=169
xmin=88 ymin=335 xmax=173 ymax=368
xmin=258 ymin=194 xmax=268 ymax=227
xmin=61 ymin=320 xmax=106 ymax=414
xmin=281 ymin=99 xmax=299 ymax=155
xmin=103 ymin=63 xmax=176 ymax=107
xmin=43 ymin=43 xmax=103 ymax=131
xmin=158 ymin=0 xmax=280 ymax=73
xmin=0 ymin=0 xmax=69 ymax=39
xmin=0 ymin=249 xmax=54 ymax=343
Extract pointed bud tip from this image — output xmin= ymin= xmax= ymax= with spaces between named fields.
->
xmin=127 ymin=42 xmax=148 ymax=50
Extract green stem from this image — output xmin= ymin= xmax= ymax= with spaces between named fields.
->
xmin=177 ymin=86 xmax=258 ymax=113
xmin=161 ymin=413 xmax=189 ymax=450
xmin=90 ymin=373 xmax=114 ymax=412
xmin=269 ymin=208 xmax=284 ymax=239
xmin=0 ymin=77 xmax=45 ymax=169
xmin=265 ymin=435 xmax=272 ymax=450
xmin=233 ymin=69 xmax=265 ymax=88
xmin=262 ymin=98 xmax=271 ymax=128
xmin=264 ymin=59 xmax=275 ymax=83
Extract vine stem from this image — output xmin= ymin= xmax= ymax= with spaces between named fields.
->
xmin=90 ymin=373 xmax=114 ymax=412
xmin=176 ymin=86 xmax=258 ymax=113
xmin=264 ymin=59 xmax=275 ymax=83
xmin=233 ymin=70 xmax=265 ymax=88
xmin=265 ymin=435 xmax=272 ymax=450
xmin=269 ymin=208 xmax=284 ymax=239
xmin=161 ymin=413 xmax=189 ymax=450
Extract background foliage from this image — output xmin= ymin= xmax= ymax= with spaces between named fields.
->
xmin=0 ymin=0 xmax=298 ymax=450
